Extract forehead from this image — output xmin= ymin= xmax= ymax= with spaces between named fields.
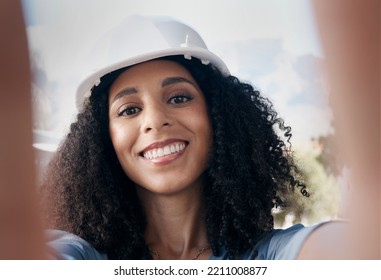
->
xmin=109 ymin=59 xmax=194 ymax=93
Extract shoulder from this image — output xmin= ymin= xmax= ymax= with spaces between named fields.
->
xmin=254 ymin=222 xmax=327 ymax=260
xmin=210 ymin=223 xmax=326 ymax=260
xmin=46 ymin=230 xmax=107 ymax=260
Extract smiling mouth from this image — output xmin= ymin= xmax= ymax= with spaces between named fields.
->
xmin=140 ymin=141 xmax=188 ymax=160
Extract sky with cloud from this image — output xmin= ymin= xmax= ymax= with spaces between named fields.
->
xmin=23 ymin=0 xmax=333 ymax=148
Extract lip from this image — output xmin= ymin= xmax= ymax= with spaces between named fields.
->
xmin=139 ymin=139 xmax=188 ymax=155
xmin=139 ymin=138 xmax=189 ymax=165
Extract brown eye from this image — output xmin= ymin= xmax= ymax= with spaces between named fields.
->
xmin=168 ymin=94 xmax=193 ymax=104
xmin=118 ymin=106 xmax=142 ymax=117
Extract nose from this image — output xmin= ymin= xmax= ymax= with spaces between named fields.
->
xmin=141 ymin=103 xmax=172 ymax=133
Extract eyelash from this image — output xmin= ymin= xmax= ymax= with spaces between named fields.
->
xmin=117 ymin=105 xmax=142 ymax=117
xmin=117 ymin=94 xmax=194 ymax=117
xmin=168 ymin=94 xmax=194 ymax=104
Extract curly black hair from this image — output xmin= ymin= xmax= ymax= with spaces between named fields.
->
xmin=41 ymin=56 xmax=308 ymax=259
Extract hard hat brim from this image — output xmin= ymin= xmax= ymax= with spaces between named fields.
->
xmin=76 ymin=47 xmax=229 ymax=110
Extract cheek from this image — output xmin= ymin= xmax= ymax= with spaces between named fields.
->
xmin=192 ymin=106 xmax=213 ymax=150
xmin=109 ymin=122 xmax=135 ymax=162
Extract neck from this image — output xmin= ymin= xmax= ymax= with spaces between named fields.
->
xmin=137 ymin=182 xmax=210 ymax=259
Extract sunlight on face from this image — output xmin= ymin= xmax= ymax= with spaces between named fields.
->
xmin=108 ymin=60 xmax=212 ymax=195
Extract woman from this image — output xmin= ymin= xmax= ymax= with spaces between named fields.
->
xmin=43 ymin=15 xmax=323 ymax=260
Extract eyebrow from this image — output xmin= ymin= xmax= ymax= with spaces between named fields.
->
xmin=111 ymin=76 xmax=196 ymax=104
xmin=161 ymin=76 xmax=196 ymax=88
xmin=111 ymin=87 xmax=138 ymax=104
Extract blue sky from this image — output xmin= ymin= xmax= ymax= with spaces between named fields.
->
xmin=23 ymin=0 xmax=332 ymax=148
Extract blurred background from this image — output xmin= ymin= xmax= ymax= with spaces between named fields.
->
xmin=22 ymin=0 xmax=344 ymax=227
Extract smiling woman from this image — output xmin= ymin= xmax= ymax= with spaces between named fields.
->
xmin=41 ymin=15 xmax=346 ymax=260
xmin=108 ymin=60 xmax=212 ymax=198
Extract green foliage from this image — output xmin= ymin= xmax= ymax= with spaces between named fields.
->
xmin=272 ymin=141 xmax=341 ymax=228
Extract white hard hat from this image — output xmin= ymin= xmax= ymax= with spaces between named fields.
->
xmin=76 ymin=15 xmax=230 ymax=109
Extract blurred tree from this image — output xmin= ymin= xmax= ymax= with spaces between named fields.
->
xmin=315 ymin=134 xmax=342 ymax=176
xmin=273 ymin=138 xmax=341 ymax=228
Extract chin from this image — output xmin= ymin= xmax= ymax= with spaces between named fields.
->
xmin=135 ymin=177 xmax=203 ymax=197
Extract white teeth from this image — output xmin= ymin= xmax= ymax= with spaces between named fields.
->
xmin=170 ymin=145 xmax=176 ymax=153
xmin=143 ymin=142 xmax=186 ymax=160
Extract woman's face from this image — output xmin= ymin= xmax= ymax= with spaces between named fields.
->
xmin=108 ymin=60 xmax=212 ymax=195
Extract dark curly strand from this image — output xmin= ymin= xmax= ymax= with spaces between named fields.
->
xmin=41 ymin=56 xmax=307 ymax=259
xmin=171 ymin=57 xmax=307 ymax=259
xmin=41 ymin=70 xmax=149 ymax=259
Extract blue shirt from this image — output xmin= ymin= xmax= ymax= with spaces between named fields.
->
xmin=47 ymin=223 xmax=323 ymax=260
